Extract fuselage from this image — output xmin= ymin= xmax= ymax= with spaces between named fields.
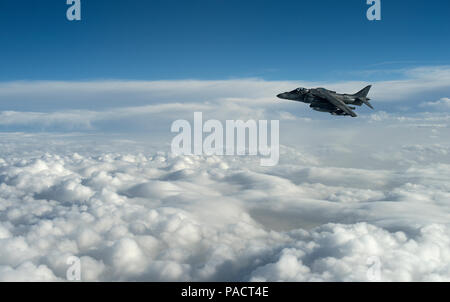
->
xmin=277 ymin=88 xmax=358 ymax=105
xmin=276 ymin=86 xmax=372 ymax=116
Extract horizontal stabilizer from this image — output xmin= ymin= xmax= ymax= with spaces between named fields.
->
xmin=362 ymin=98 xmax=374 ymax=109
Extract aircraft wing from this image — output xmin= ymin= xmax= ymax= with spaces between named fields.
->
xmin=314 ymin=89 xmax=358 ymax=117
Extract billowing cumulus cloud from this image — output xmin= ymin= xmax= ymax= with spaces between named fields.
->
xmin=0 ymin=130 xmax=449 ymax=281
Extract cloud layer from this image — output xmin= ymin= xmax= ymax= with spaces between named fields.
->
xmin=1 ymin=66 xmax=450 ymax=132
xmin=0 ymin=133 xmax=449 ymax=281
xmin=1 ymin=66 xmax=450 ymax=281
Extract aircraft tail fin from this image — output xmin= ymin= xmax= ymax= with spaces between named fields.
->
xmin=354 ymin=85 xmax=372 ymax=98
xmin=354 ymin=85 xmax=374 ymax=109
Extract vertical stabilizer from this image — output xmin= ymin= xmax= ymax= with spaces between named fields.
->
xmin=354 ymin=85 xmax=372 ymax=98
xmin=353 ymin=85 xmax=374 ymax=109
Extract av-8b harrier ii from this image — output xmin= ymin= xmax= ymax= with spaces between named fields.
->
xmin=277 ymin=85 xmax=373 ymax=117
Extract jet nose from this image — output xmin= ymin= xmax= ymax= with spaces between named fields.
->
xmin=277 ymin=93 xmax=285 ymax=99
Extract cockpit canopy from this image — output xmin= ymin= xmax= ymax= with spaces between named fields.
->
xmin=291 ymin=88 xmax=309 ymax=94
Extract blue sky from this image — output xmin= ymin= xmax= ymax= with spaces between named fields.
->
xmin=1 ymin=0 xmax=449 ymax=81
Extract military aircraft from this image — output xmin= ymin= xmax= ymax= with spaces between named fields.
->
xmin=277 ymin=85 xmax=373 ymax=117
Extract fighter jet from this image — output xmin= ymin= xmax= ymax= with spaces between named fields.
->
xmin=277 ymin=85 xmax=373 ymax=117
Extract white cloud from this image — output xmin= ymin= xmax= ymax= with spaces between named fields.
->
xmin=421 ymin=98 xmax=450 ymax=110
xmin=1 ymin=66 xmax=450 ymax=131
xmin=250 ymin=223 xmax=450 ymax=282
xmin=0 ymin=262 xmax=59 ymax=282
xmin=0 ymin=132 xmax=450 ymax=281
